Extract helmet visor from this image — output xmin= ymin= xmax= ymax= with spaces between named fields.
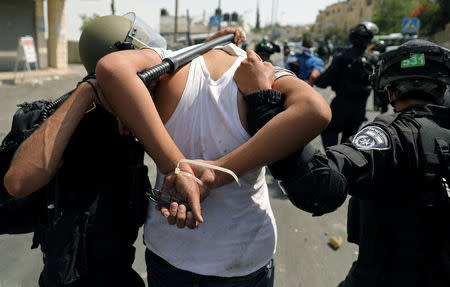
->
xmin=122 ymin=12 xmax=167 ymax=49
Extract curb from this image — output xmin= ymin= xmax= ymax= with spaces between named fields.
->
xmin=0 ymin=64 xmax=85 ymax=86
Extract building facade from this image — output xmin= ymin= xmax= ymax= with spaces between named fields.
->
xmin=0 ymin=0 xmax=67 ymax=71
xmin=315 ymin=0 xmax=380 ymax=37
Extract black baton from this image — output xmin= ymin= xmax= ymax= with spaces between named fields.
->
xmin=137 ymin=34 xmax=235 ymax=85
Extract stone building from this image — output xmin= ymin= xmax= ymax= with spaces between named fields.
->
xmin=0 ymin=0 xmax=67 ymax=71
xmin=315 ymin=0 xmax=380 ymax=37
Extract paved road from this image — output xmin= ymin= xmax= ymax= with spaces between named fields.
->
xmin=0 ymin=63 xmax=385 ymax=287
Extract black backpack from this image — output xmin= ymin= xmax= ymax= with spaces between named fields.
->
xmin=0 ymin=92 xmax=72 ymax=235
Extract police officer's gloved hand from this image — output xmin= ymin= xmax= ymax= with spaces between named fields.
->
xmin=244 ymin=89 xmax=348 ymax=216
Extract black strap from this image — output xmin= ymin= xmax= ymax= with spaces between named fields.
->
xmin=243 ymin=89 xmax=285 ymax=106
xmin=83 ymin=80 xmax=99 ymax=103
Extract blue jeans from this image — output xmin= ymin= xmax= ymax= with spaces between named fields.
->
xmin=145 ymin=249 xmax=274 ymax=287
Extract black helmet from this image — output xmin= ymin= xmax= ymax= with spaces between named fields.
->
xmin=371 ymin=39 xmax=450 ymax=104
xmin=349 ymin=22 xmax=378 ymax=48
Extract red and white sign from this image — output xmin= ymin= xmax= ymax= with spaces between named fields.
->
xmin=19 ymin=36 xmax=37 ymax=63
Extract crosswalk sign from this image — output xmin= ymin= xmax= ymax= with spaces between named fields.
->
xmin=402 ymin=18 xmax=419 ymax=34
xmin=209 ymin=15 xmax=221 ymax=28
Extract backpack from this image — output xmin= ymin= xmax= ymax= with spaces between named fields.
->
xmin=347 ymin=55 xmax=373 ymax=85
xmin=337 ymin=52 xmax=373 ymax=99
xmin=0 ymin=92 xmax=72 ymax=235
xmin=416 ymin=116 xmax=450 ymax=209
xmin=415 ymin=115 xmax=450 ymax=284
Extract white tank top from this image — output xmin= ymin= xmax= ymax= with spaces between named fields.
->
xmin=144 ymin=45 xmax=277 ymax=277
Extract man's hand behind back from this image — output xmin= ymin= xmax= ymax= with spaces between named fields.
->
xmin=234 ymin=50 xmax=274 ymax=95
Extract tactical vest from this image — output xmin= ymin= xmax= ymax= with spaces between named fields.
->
xmin=345 ymin=105 xmax=450 ymax=287
xmin=335 ymin=48 xmax=372 ymax=100
xmin=0 ymin=93 xmax=149 ymax=286
xmin=0 ymin=97 xmax=67 ymax=235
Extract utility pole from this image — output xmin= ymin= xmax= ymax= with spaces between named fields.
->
xmin=217 ymin=0 xmax=222 ymax=31
xmin=271 ymin=0 xmax=275 ymax=27
xmin=174 ymin=0 xmax=178 ymax=42
xmin=111 ymin=0 xmax=116 ymax=15
xmin=255 ymin=0 xmax=261 ymax=31
xmin=186 ymin=9 xmax=191 ymax=45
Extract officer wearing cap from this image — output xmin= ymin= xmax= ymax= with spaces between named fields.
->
xmin=276 ymin=39 xmax=450 ymax=286
xmin=316 ymin=22 xmax=379 ymax=148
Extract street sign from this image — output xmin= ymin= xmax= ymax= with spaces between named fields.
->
xmin=401 ymin=18 xmax=419 ymax=34
xmin=209 ymin=15 xmax=221 ymax=28
xmin=14 ymin=36 xmax=40 ymax=85
xmin=19 ymin=36 xmax=38 ymax=63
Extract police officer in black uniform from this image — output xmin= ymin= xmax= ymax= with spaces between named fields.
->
xmin=1 ymin=14 xmax=248 ymax=286
xmin=2 ymin=14 xmax=165 ymax=287
xmin=255 ymin=37 xmax=281 ymax=62
xmin=316 ymin=22 xmax=379 ymax=148
xmin=280 ymin=39 xmax=450 ymax=286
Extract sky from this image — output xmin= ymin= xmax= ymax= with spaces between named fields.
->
xmin=65 ymin=0 xmax=339 ymax=41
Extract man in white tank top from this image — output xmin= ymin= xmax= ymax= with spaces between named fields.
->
xmin=96 ymin=42 xmax=331 ymax=286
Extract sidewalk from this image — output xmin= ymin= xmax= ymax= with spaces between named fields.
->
xmin=0 ymin=64 xmax=85 ymax=86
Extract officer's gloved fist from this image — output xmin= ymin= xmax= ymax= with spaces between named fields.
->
xmin=277 ymin=144 xmax=348 ymax=216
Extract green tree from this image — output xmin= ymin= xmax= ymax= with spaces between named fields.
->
xmin=372 ymin=0 xmax=421 ymax=34
xmin=79 ymin=13 xmax=101 ymax=31
xmin=416 ymin=0 xmax=450 ymax=35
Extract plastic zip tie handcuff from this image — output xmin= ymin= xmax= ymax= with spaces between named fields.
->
xmin=175 ymin=159 xmax=240 ymax=187
xmin=146 ymin=159 xmax=240 ymax=210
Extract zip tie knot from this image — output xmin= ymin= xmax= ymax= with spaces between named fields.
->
xmin=176 ymin=159 xmax=240 ymax=187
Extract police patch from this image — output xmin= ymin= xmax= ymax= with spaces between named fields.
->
xmin=352 ymin=126 xmax=391 ymax=151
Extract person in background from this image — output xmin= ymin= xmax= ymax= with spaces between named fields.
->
xmin=255 ymin=37 xmax=281 ymax=62
xmin=283 ymin=40 xmax=291 ymax=62
xmin=285 ymin=36 xmax=324 ymax=86
xmin=316 ymin=22 xmax=379 ymax=148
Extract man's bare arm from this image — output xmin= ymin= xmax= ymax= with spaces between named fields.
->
xmin=216 ymin=50 xmax=331 ymax=181
xmin=308 ymin=69 xmax=321 ymax=86
xmin=95 ymin=48 xmax=203 ymax=224
xmin=4 ymin=82 xmax=95 ymax=198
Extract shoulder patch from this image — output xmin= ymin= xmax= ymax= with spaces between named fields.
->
xmin=352 ymin=126 xmax=391 ymax=151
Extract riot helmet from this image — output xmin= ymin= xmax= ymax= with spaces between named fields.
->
xmin=79 ymin=12 xmax=167 ymax=74
xmin=371 ymin=39 xmax=450 ymax=105
xmin=349 ymin=22 xmax=378 ymax=48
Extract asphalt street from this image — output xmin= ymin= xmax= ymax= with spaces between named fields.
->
xmin=0 ymin=59 xmax=385 ymax=287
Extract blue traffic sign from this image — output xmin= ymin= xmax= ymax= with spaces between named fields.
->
xmin=209 ymin=15 xmax=221 ymax=28
xmin=401 ymin=18 xmax=419 ymax=34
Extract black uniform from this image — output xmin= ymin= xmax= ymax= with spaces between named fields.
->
xmin=316 ymin=104 xmax=450 ymax=287
xmin=316 ymin=46 xmax=374 ymax=148
xmin=0 ymin=89 xmax=150 ymax=287
xmin=33 ymin=104 xmax=149 ymax=287
xmin=254 ymin=39 xmax=281 ymax=62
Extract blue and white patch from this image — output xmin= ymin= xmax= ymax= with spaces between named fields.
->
xmin=352 ymin=126 xmax=391 ymax=151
